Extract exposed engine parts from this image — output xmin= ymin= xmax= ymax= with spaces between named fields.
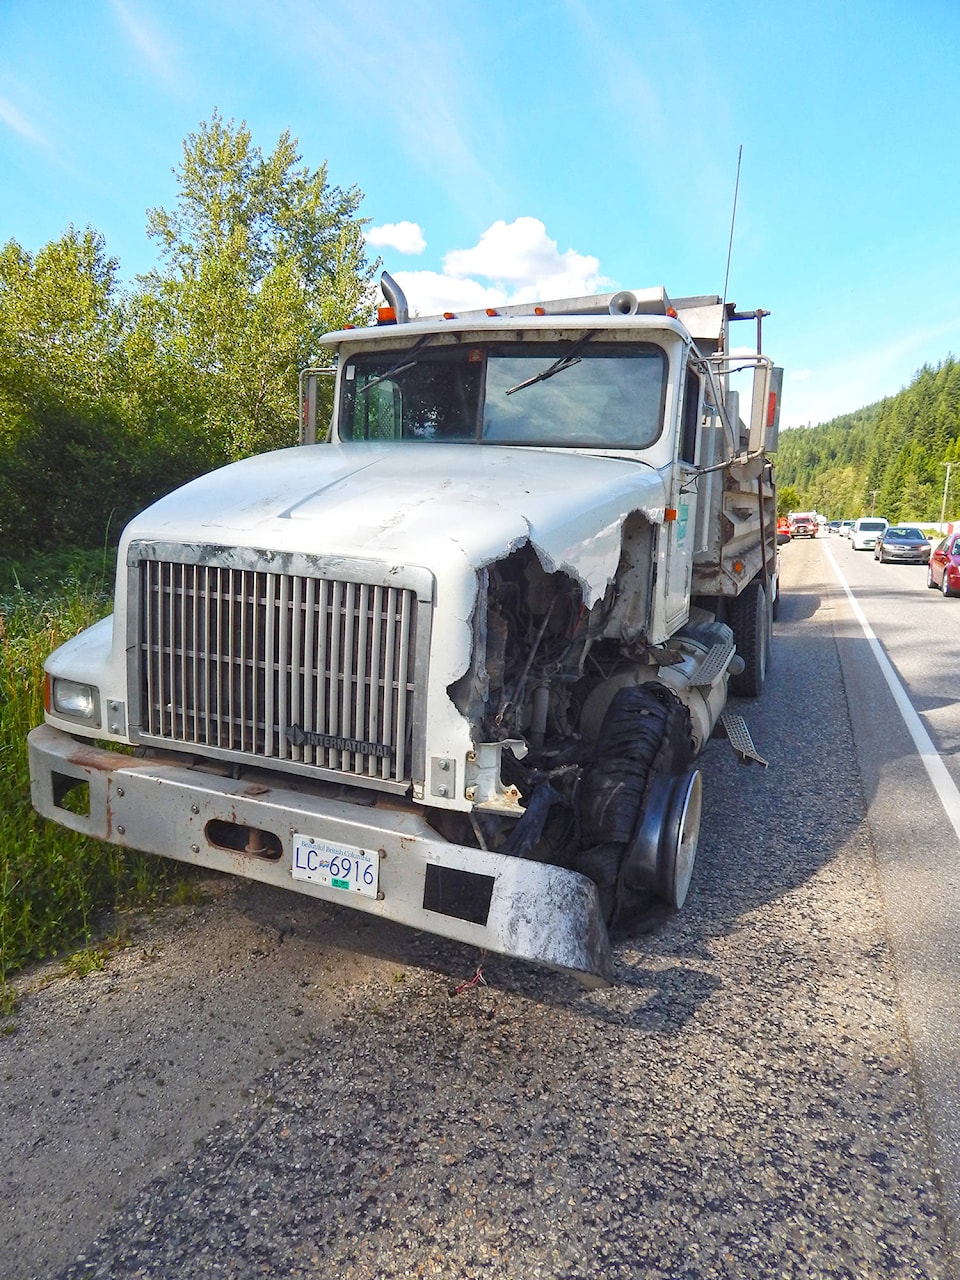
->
xmin=444 ymin=542 xmax=726 ymax=927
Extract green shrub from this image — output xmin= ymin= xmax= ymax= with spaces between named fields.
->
xmin=0 ymin=563 xmax=184 ymax=983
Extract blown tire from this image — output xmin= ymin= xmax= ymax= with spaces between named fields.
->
xmin=575 ymin=683 xmax=697 ymax=929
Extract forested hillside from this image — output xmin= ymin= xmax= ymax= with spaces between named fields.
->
xmin=775 ymin=357 xmax=960 ymax=522
xmin=0 ymin=113 xmax=377 ymax=559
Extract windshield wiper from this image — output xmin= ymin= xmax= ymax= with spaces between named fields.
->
xmin=504 ymin=332 xmax=597 ymax=396
xmin=359 ymin=334 xmax=435 ymax=395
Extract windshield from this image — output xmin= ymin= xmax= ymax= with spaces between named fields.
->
xmin=339 ymin=340 xmax=668 ymax=449
xmin=887 ymin=527 xmax=923 ymax=539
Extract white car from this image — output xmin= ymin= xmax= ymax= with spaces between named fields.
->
xmin=851 ymin=517 xmax=888 ymax=550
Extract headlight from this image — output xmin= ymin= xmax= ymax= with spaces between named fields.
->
xmin=49 ymin=676 xmax=101 ymax=727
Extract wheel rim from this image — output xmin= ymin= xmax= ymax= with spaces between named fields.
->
xmin=662 ymin=771 xmax=702 ymax=910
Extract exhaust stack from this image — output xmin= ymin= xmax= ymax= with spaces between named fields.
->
xmin=380 ymin=271 xmax=410 ymax=324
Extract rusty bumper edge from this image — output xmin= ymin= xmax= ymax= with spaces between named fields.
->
xmin=27 ymin=725 xmax=614 ymax=988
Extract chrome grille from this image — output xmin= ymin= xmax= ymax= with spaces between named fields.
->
xmin=131 ymin=547 xmax=431 ymax=788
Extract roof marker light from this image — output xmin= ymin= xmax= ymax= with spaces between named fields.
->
xmin=486 ymin=308 xmax=499 ymax=316
xmin=534 ymin=306 xmax=546 ymax=316
xmin=377 ymin=306 xmax=397 ymax=325
xmin=666 ymin=306 xmax=678 ymax=318
xmin=443 ymin=312 xmax=456 ymax=320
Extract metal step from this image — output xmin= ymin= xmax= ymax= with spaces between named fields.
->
xmin=690 ymin=639 xmax=737 ymax=687
xmin=720 ymin=710 xmax=768 ymax=767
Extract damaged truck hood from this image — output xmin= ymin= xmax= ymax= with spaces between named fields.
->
xmin=123 ymin=442 xmax=668 ymax=608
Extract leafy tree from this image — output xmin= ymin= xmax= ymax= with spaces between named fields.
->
xmin=0 ymin=229 xmax=124 ymax=409
xmin=133 ymin=112 xmax=378 ymax=460
xmin=0 ymin=229 xmax=138 ymax=553
xmin=777 ymin=484 xmax=799 ymax=516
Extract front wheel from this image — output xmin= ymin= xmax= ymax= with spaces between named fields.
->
xmin=575 ymin=684 xmax=697 ymax=927
xmin=728 ymin=580 xmax=771 ymax=698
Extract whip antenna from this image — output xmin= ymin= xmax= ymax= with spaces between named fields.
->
xmin=721 ymin=144 xmax=743 ymax=318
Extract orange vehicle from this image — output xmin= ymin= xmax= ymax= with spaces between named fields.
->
xmin=777 ymin=516 xmax=792 ymax=543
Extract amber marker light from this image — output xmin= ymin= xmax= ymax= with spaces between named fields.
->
xmin=664 ymin=508 xmax=678 ymax=521
xmin=376 ymin=306 xmax=396 ymax=325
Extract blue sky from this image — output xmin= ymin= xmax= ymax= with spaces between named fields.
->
xmin=1 ymin=0 xmax=958 ymax=429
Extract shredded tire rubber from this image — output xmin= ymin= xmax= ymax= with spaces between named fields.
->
xmin=576 ymin=683 xmax=694 ymax=927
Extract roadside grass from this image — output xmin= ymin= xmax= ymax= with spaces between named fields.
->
xmin=0 ymin=550 xmax=189 ymax=996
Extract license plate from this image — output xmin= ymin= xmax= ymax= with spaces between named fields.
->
xmin=291 ymin=835 xmax=379 ymax=898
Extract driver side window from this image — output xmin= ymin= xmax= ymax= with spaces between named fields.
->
xmin=679 ymin=365 xmax=701 ymax=464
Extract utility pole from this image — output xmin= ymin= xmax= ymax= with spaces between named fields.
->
xmin=941 ymin=461 xmax=954 ymax=531
xmin=870 ymin=490 xmax=880 ymax=515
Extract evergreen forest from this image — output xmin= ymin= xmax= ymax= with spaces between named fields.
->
xmin=775 ymin=357 xmax=960 ymax=524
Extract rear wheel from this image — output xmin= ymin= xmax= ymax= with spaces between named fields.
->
xmin=942 ymin=572 xmax=953 ymax=598
xmin=728 ymin=580 xmax=771 ymax=698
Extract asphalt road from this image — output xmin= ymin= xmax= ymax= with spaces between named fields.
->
xmin=3 ymin=535 xmax=959 ymax=1279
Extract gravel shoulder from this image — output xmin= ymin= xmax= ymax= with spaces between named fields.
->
xmin=2 ymin=540 xmax=957 ymax=1279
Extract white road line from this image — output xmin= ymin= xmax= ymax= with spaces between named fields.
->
xmin=823 ymin=540 xmax=960 ymax=843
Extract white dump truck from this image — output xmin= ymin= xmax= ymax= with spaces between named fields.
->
xmin=28 ymin=273 xmax=781 ymax=986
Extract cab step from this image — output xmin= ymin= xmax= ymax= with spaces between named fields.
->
xmin=689 ymin=639 xmax=737 ymax=687
xmin=719 ymin=710 xmax=768 ymax=767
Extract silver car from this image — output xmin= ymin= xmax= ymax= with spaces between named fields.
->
xmin=874 ymin=525 xmax=932 ymax=563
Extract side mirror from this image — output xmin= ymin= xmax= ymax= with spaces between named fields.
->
xmin=749 ymin=363 xmax=783 ymax=454
xmin=298 ymin=366 xmax=337 ymax=444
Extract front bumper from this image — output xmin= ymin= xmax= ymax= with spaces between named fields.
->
xmin=28 ymin=725 xmax=614 ymax=987
xmin=883 ymin=548 xmax=929 ymax=562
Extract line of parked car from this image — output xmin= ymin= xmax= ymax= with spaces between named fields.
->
xmin=815 ymin=517 xmax=960 ymax=593
xmin=778 ymin=512 xmax=960 ymax=593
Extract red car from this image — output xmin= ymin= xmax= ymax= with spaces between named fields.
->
xmin=927 ymin=534 xmax=960 ymax=595
xmin=789 ymin=513 xmax=817 ymax=538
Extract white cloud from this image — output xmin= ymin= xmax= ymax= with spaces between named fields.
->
xmin=388 ymin=217 xmax=614 ymax=315
xmin=389 ymin=270 xmax=505 ymax=317
xmin=0 ymin=97 xmax=46 ymax=146
xmin=366 ymin=221 xmax=427 ymax=255
xmin=110 ymin=0 xmax=180 ymax=89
